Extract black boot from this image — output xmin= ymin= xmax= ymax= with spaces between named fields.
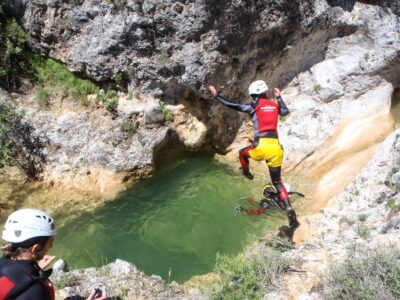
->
xmin=287 ymin=209 xmax=300 ymax=229
xmin=240 ymin=167 xmax=254 ymax=180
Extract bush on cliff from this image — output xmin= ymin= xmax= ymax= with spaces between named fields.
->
xmin=30 ymin=56 xmax=99 ymax=106
xmin=0 ymin=100 xmax=47 ymax=178
xmin=322 ymin=246 xmax=400 ymax=300
xmin=211 ymin=250 xmax=290 ymax=299
xmin=0 ymin=2 xmax=29 ymax=90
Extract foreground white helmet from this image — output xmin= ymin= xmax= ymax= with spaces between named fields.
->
xmin=2 ymin=208 xmax=55 ymax=243
xmin=248 ymin=80 xmax=268 ymax=95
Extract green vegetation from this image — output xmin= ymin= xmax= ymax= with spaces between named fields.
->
xmin=31 ymin=57 xmax=99 ymax=106
xmin=314 ymin=84 xmax=322 ymax=93
xmin=36 ymin=86 xmax=50 ymax=107
xmin=32 ymin=57 xmax=120 ymax=111
xmin=322 ymin=247 xmax=400 ymax=299
xmin=109 ymin=0 xmax=127 ymax=8
xmin=211 ymin=251 xmax=290 ymax=299
xmin=161 ymin=103 xmax=173 ymax=123
xmin=97 ymin=89 xmax=119 ymax=112
xmin=356 ymin=223 xmax=371 ymax=239
xmin=114 ymin=72 xmax=125 ymax=86
xmin=357 ymin=214 xmax=367 ymax=223
xmin=385 ymin=167 xmax=400 ymax=191
xmin=279 ymin=115 xmax=288 ymax=123
xmin=340 ymin=216 xmax=355 ymax=226
xmin=0 ymin=5 xmax=29 ymax=90
xmin=121 ymin=121 xmax=137 ymax=138
xmin=0 ymin=100 xmax=46 ymax=178
xmin=311 ymin=110 xmax=319 ymax=119
xmin=377 ymin=193 xmax=386 ymax=204
xmin=0 ymin=3 xmax=119 ymax=111
xmin=387 ymin=198 xmax=400 ymax=214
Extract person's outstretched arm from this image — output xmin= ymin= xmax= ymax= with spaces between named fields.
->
xmin=274 ymin=88 xmax=289 ymax=116
xmin=208 ymin=85 xmax=253 ymax=113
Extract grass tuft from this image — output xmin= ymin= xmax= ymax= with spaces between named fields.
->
xmin=211 ymin=250 xmax=290 ymax=299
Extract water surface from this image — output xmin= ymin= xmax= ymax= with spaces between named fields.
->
xmin=52 ymin=152 xmax=286 ymax=282
xmin=391 ymin=88 xmax=400 ymax=127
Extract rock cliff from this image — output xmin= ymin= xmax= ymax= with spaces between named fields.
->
xmin=1 ymin=0 xmax=400 ymax=298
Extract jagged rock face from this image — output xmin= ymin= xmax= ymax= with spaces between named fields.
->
xmin=4 ymin=0 xmax=399 ymax=171
xmin=52 ymin=259 xmax=185 ymax=299
xmin=8 ymin=0 xmax=350 ymax=97
xmin=327 ymin=0 xmax=400 ymax=16
xmin=8 ymin=0 xmax=361 ymax=150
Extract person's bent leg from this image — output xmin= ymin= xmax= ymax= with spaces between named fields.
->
xmin=239 ymin=145 xmax=254 ymax=180
xmin=269 ymin=166 xmax=300 ymax=229
xmin=268 ymin=167 xmax=289 ymax=202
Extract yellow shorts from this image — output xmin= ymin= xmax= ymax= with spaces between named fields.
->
xmin=248 ymin=138 xmax=283 ymax=168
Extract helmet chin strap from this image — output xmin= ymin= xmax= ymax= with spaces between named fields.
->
xmin=251 ymin=95 xmax=259 ymax=106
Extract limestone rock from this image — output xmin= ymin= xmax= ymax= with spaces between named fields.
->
xmin=51 ymin=259 xmax=185 ymax=299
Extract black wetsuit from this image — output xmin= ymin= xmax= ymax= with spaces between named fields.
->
xmin=0 ymin=257 xmax=54 ymax=300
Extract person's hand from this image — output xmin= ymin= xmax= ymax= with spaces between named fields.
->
xmin=274 ymin=88 xmax=281 ymax=97
xmin=38 ymin=255 xmax=56 ymax=269
xmin=208 ymin=85 xmax=218 ymax=97
xmin=86 ymin=288 xmax=107 ymax=300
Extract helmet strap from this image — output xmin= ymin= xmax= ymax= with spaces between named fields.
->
xmin=251 ymin=95 xmax=259 ymax=106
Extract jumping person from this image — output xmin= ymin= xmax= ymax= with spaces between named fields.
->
xmin=0 ymin=208 xmax=107 ymax=300
xmin=208 ymin=81 xmax=299 ymax=228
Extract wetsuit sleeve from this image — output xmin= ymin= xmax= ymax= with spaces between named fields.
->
xmin=276 ymin=96 xmax=289 ymax=116
xmin=216 ymin=95 xmax=253 ymax=114
xmin=15 ymin=283 xmax=48 ymax=300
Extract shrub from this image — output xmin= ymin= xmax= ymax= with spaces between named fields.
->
xmin=114 ymin=72 xmax=124 ymax=85
xmin=322 ymin=247 xmax=400 ymax=300
xmin=0 ymin=100 xmax=47 ymax=178
xmin=314 ymin=84 xmax=322 ymax=93
xmin=121 ymin=121 xmax=136 ymax=138
xmin=31 ymin=57 xmax=99 ymax=105
xmin=356 ymin=224 xmax=371 ymax=239
xmin=161 ymin=104 xmax=173 ymax=123
xmin=211 ymin=250 xmax=290 ymax=299
xmin=36 ymin=87 xmax=50 ymax=107
xmin=0 ymin=10 xmax=29 ymax=90
xmin=357 ymin=214 xmax=367 ymax=223
xmin=97 ymin=89 xmax=119 ymax=112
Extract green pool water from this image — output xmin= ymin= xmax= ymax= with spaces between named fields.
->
xmin=391 ymin=88 xmax=400 ymax=127
xmin=52 ymin=152 xmax=286 ymax=282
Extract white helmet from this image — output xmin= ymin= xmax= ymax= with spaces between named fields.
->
xmin=2 ymin=209 xmax=55 ymax=243
xmin=248 ymin=80 xmax=268 ymax=95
